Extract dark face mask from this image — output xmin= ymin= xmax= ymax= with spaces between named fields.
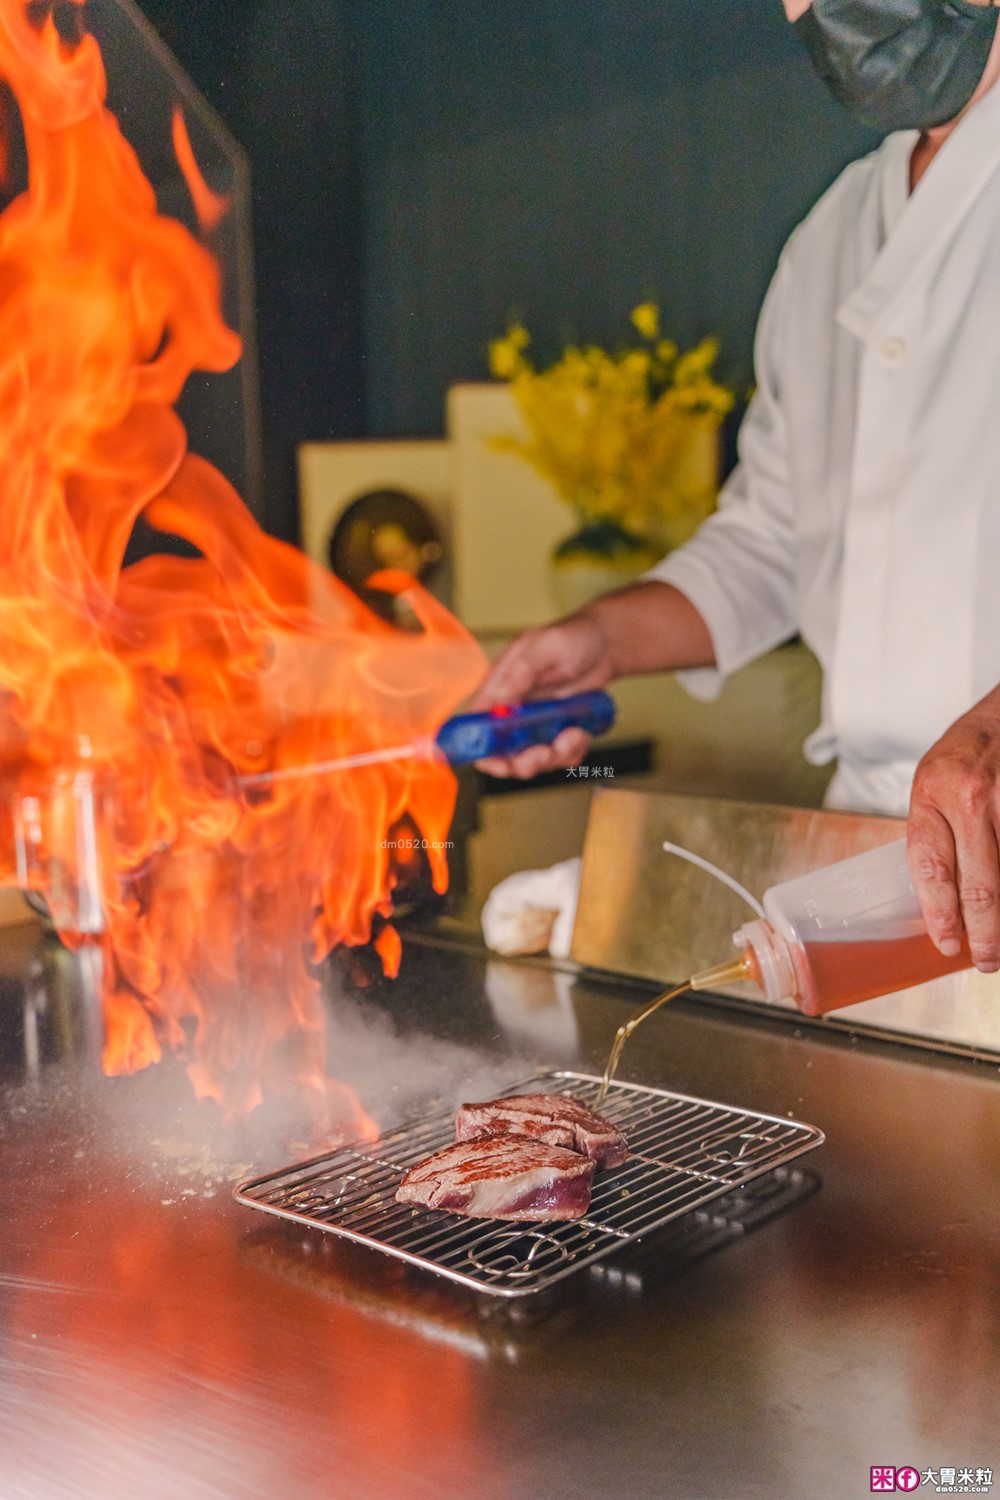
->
xmin=795 ymin=0 xmax=999 ymax=133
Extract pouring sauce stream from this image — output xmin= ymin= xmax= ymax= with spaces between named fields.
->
xmin=594 ymin=955 xmax=752 ymax=1106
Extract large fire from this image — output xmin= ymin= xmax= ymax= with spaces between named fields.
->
xmin=0 ymin=1 xmax=484 ymax=1114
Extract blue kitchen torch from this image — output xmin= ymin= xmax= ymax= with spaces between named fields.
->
xmin=238 ymin=691 xmax=617 ymax=787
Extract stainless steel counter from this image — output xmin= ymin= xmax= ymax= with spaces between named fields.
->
xmin=0 ymin=920 xmax=998 ymax=1500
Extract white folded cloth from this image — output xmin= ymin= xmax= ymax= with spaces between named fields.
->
xmin=480 ymin=856 xmax=582 ymax=959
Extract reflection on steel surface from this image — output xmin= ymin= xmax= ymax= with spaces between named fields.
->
xmin=588 ymin=1165 xmax=822 ymax=1296
xmin=235 ymin=1070 xmax=824 ymax=1298
xmin=572 ymin=788 xmax=1000 ymax=1055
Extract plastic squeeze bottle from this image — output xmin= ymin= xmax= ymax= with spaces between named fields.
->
xmin=693 ymin=836 xmax=973 ymax=1016
xmin=595 ymin=836 xmax=976 ymax=1105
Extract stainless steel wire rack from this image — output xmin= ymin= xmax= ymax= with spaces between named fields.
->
xmin=235 ymin=1070 xmax=825 ymax=1297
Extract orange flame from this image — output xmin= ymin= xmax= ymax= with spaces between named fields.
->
xmin=0 ymin=3 xmax=484 ymax=1114
xmin=171 ymin=105 xmax=230 ymax=235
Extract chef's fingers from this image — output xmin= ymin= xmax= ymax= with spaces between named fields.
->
xmin=467 ymin=627 xmax=563 ymax=708
xmin=475 ymin=727 xmax=590 ymax=781
xmin=950 ymin=812 xmax=1000 ymax=972
xmin=906 ymin=804 xmax=963 ymax=959
xmin=468 ymin=619 xmax=609 ymax=712
xmin=469 ymin=636 xmax=545 ymax=711
xmin=909 ymin=695 xmax=1000 ymax=971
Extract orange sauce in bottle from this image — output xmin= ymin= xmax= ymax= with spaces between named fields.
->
xmin=797 ymin=932 xmax=973 ymax=1016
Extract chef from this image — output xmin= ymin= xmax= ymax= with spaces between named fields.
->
xmin=472 ymin=0 xmax=1000 ymax=973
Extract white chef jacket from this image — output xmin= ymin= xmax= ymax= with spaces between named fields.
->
xmin=649 ymin=77 xmax=1000 ymax=818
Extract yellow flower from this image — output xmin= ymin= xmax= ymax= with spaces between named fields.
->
xmin=674 ymin=336 xmax=720 ymax=384
xmin=487 ymin=323 xmax=531 ymax=380
xmin=488 ymin=339 xmax=522 ymax=380
xmin=620 ymin=349 xmax=652 ymax=384
xmin=488 ymin=306 xmax=735 ymax=542
xmin=630 ymin=302 xmax=659 ymax=341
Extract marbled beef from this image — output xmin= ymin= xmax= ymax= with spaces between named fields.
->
xmin=455 ymin=1093 xmax=628 ymax=1168
xmin=395 ymin=1133 xmax=595 ymax=1221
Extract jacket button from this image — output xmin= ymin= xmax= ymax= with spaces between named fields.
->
xmin=881 ymin=336 xmax=906 ymax=368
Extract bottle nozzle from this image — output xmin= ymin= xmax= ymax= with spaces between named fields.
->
xmin=689 ymin=954 xmax=753 ymax=991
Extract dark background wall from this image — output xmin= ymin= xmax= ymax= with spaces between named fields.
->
xmin=133 ymin=0 xmax=877 ymax=538
xmin=351 ymin=0 xmax=878 ymax=437
xmin=135 ymin=0 xmax=366 ymax=543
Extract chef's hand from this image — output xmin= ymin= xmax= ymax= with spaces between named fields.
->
xmin=468 ymin=611 xmax=613 ymax=778
xmin=468 ymin=581 xmax=716 ymax=779
xmin=907 ymin=686 xmax=1000 ymax=972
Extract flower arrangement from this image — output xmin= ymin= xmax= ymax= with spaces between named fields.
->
xmin=488 ymin=303 xmax=734 ymax=573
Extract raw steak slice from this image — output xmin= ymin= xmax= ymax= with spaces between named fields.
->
xmin=395 ymin=1133 xmax=595 ymax=1221
xmin=455 ymin=1093 xmax=629 ymax=1169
